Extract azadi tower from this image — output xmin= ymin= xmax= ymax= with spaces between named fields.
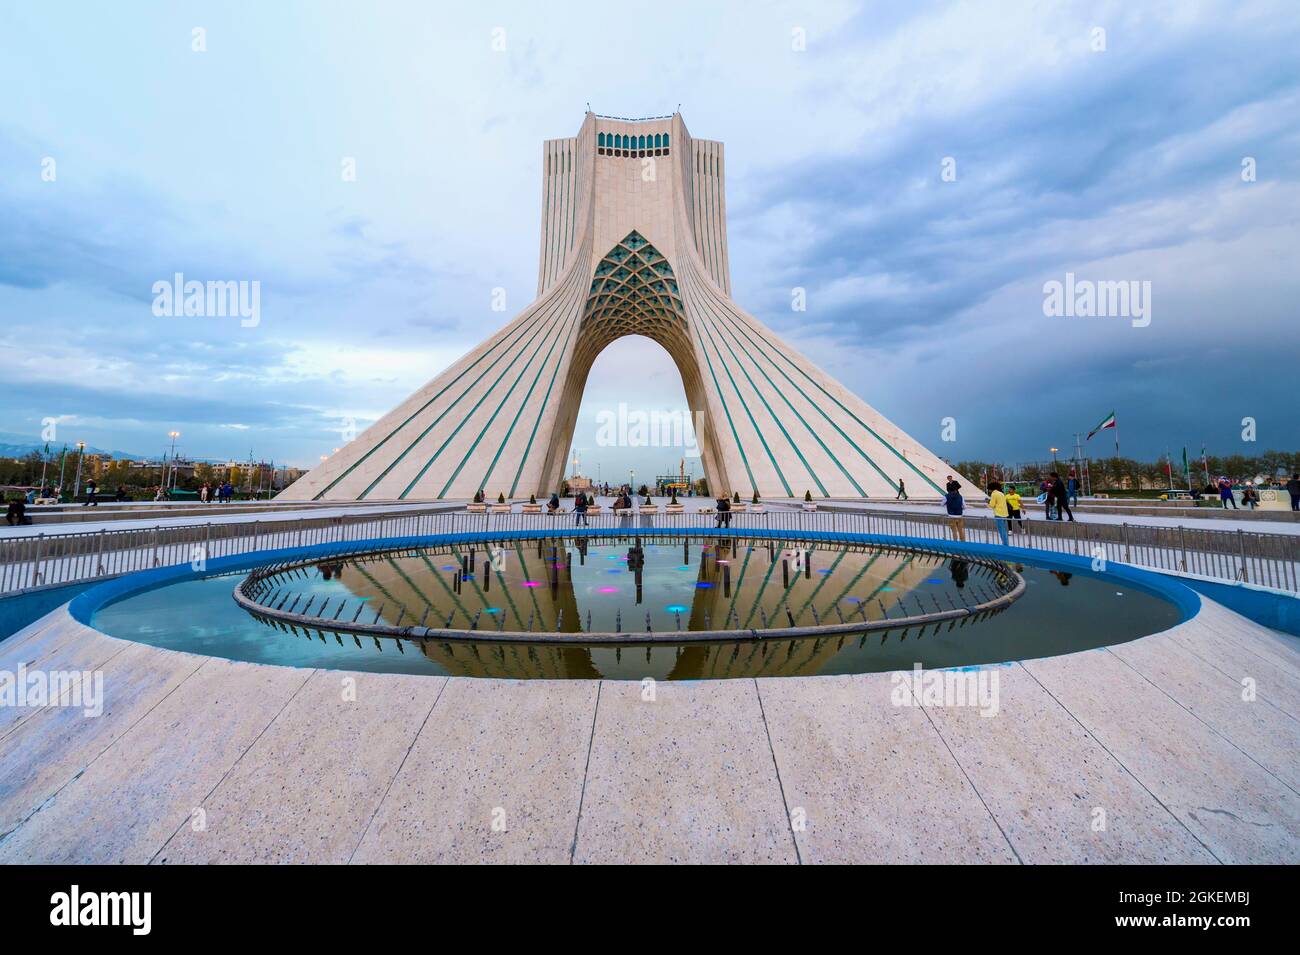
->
xmin=281 ymin=113 xmax=969 ymax=502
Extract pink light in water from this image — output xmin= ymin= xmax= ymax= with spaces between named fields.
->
xmin=598 ymin=586 xmax=619 ymax=593
xmin=521 ymin=581 xmax=542 ymax=587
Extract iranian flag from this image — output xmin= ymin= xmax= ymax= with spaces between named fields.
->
xmin=1087 ymin=411 xmax=1117 ymax=441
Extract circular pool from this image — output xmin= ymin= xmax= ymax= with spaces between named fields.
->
xmin=84 ymin=530 xmax=1186 ymax=680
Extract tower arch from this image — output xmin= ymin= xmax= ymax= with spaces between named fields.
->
xmin=539 ymin=231 xmax=727 ymax=495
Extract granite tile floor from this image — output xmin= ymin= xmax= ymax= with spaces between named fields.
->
xmin=0 ymin=598 xmax=1296 ymax=864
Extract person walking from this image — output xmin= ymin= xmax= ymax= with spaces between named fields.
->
xmin=715 ymin=495 xmax=732 ymax=528
xmin=895 ymin=478 xmax=908 ymax=501
xmin=988 ymin=481 xmax=1010 ymax=546
xmin=1049 ymin=472 xmax=1075 ymax=522
xmin=83 ymin=478 xmax=98 ymax=507
xmin=547 ymin=492 xmax=560 ymax=514
xmin=1005 ymin=486 xmax=1024 ymax=532
xmin=574 ymin=492 xmax=589 ymax=526
xmin=944 ymin=486 xmax=965 ymax=541
xmin=1288 ymin=473 xmax=1300 ymax=511
xmin=1067 ymin=474 xmax=1080 ymax=507
xmin=1218 ymin=477 xmax=1236 ymax=509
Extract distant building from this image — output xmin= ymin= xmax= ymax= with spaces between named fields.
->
xmin=81 ymin=453 xmax=113 ymax=477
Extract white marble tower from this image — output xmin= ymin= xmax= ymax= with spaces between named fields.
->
xmin=280 ymin=113 xmax=971 ymax=501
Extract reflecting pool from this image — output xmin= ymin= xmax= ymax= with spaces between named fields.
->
xmin=91 ymin=535 xmax=1182 ymax=680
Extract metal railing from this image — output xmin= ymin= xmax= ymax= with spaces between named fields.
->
xmin=2 ymin=503 xmax=1297 ymax=596
xmin=230 ymin=539 xmax=1024 ymax=644
xmin=0 ymin=505 xmax=456 ymax=594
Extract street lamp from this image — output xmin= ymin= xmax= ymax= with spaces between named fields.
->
xmin=73 ymin=441 xmax=86 ymax=498
xmin=1050 ymin=447 xmax=1060 ymax=472
xmin=165 ymin=431 xmax=180 ymax=490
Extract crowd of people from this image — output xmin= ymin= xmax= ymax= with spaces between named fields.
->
xmin=197 ymin=482 xmax=237 ymax=503
xmin=943 ymin=471 xmax=1081 ymax=546
xmin=937 ymin=468 xmax=1300 ymax=546
xmin=1208 ymin=475 xmax=1300 ymax=510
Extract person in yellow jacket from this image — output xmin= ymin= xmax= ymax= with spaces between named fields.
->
xmin=1005 ymin=487 xmax=1025 ymax=532
xmin=987 ymin=481 xmax=1010 ymax=546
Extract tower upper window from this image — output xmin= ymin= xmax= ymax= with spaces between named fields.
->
xmin=596 ymin=129 xmax=670 ymax=158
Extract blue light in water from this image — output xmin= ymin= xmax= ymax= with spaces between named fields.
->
xmin=696 ymin=582 xmax=714 ymax=588
xmin=441 ymin=566 xmax=457 ymax=571
xmin=842 ymin=597 xmax=861 ymax=603
xmin=926 ymin=578 xmax=943 ymax=584
xmin=880 ymin=586 xmax=896 ymax=592
xmin=484 ymin=608 xmax=500 ymax=614
xmin=665 ymin=604 xmax=689 ymax=613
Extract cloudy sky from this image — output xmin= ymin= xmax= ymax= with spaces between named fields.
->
xmin=1 ymin=0 xmax=1296 ymax=476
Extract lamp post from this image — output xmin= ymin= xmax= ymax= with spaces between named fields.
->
xmin=166 ymin=433 xmax=182 ymax=493
xmin=1050 ymin=447 xmax=1060 ymax=472
xmin=73 ymin=441 xmax=86 ymax=498
xmin=629 ymin=469 xmax=635 ymax=496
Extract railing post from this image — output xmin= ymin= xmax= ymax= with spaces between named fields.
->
xmin=1237 ymin=529 xmax=1248 ymax=582
xmin=96 ymin=530 xmax=106 ymax=575
xmin=1121 ymin=523 xmax=1130 ymax=563
xmin=30 ymin=533 xmax=45 ymax=588
xmin=1179 ymin=525 xmax=1188 ymax=572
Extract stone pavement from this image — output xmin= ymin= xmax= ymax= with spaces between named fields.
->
xmin=1 ymin=598 xmax=1296 ymax=864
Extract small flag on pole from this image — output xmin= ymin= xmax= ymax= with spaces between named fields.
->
xmin=1087 ymin=411 xmax=1117 ymax=441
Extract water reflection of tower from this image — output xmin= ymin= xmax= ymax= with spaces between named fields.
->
xmin=626 ymin=537 xmax=645 ymax=605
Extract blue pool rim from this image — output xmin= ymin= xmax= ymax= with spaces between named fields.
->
xmin=70 ymin=527 xmax=1204 ymax=632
